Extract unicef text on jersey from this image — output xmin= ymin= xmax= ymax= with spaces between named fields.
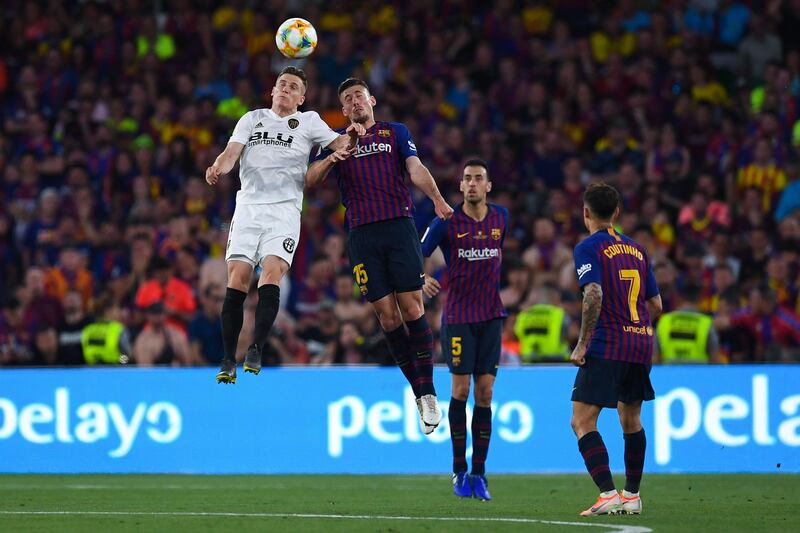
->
xmin=0 ymin=367 xmax=796 ymax=473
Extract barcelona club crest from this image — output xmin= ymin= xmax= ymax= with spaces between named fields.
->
xmin=491 ymin=228 xmax=501 ymax=240
xmin=378 ymin=129 xmax=391 ymax=137
xmin=288 ymin=118 xmax=299 ymax=129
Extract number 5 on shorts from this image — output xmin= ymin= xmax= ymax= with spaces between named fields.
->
xmin=451 ymin=336 xmax=462 ymax=356
xmin=353 ymin=263 xmax=369 ymax=285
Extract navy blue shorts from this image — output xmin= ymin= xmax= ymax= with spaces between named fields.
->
xmin=347 ymin=217 xmax=424 ymax=302
xmin=440 ymin=319 xmax=503 ymax=376
xmin=571 ymin=356 xmax=655 ymax=408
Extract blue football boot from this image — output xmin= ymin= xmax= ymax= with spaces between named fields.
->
xmin=471 ymin=474 xmax=492 ymax=501
xmin=452 ymin=471 xmax=472 ymax=498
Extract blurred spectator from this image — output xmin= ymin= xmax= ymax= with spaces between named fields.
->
xmin=737 ymin=137 xmax=787 ymax=214
xmin=590 ymin=117 xmax=644 ymax=176
xmin=32 ymin=326 xmax=59 ymax=366
xmin=655 ymin=283 xmax=722 ymax=364
xmin=738 ymin=14 xmax=782 ymax=81
xmin=332 ymin=269 xmax=368 ymax=323
xmin=728 ymin=285 xmax=800 ymax=361
xmin=81 ymin=295 xmax=132 ymax=365
xmin=329 ymin=320 xmax=365 ymax=365
xmin=521 ymin=218 xmax=572 ymax=286
xmin=57 ymin=289 xmax=92 ymax=365
xmin=132 ymin=302 xmax=192 ymax=366
xmin=134 ymin=255 xmax=197 ymax=328
xmin=301 ymin=299 xmax=340 ymax=362
xmin=0 ymin=297 xmax=33 ymax=365
xmin=22 ymin=266 xmax=63 ymax=332
xmin=514 ymin=285 xmax=570 ymax=362
xmin=44 ymin=243 xmax=94 ymax=308
xmin=775 ymin=168 xmax=800 ymax=222
xmin=499 ymin=261 xmax=532 ymax=310
xmin=188 ymin=284 xmax=225 ymax=365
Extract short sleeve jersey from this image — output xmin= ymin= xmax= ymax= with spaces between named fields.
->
xmin=314 ymin=121 xmax=418 ymax=229
xmin=421 ymin=203 xmax=508 ymax=324
xmin=573 ymin=228 xmax=660 ymax=364
xmin=229 ymin=109 xmax=339 ymax=208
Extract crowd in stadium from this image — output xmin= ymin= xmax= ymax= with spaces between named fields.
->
xmin=1 ymin=0 xmax=800 ymax=368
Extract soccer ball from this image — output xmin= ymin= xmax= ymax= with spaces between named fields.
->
xmin=275 ymin=18 xmax=318 ymax=59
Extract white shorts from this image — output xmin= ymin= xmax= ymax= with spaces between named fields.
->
xmin=225 ymin=201 xmax=300 ymax=268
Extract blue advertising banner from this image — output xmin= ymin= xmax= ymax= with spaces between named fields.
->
xmin=0 ymin=365 xmax=797 ymax=474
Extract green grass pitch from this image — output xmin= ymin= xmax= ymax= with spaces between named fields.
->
xmin=0 ymin=474 xmax=795 ymax=532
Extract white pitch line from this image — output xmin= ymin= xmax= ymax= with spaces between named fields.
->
xmin=0 ymin=510 xmax=653 ymax=533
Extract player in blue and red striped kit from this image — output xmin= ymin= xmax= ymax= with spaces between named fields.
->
xmin=570 ymin=183 xmax=662 ymax=516
xmin=420 ymin=159 xmax=507 ymax=501
xmin=307 ymin=78 xmax=453 ymax=434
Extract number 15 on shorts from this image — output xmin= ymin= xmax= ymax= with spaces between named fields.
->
xmin=353 ymin=263 xmax=369 ymax=285
xmin=353 ymin=263 xmax=369 ymax=296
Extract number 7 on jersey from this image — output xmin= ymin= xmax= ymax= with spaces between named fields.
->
xmin=618 ymin=269 xmax=641 ymax=323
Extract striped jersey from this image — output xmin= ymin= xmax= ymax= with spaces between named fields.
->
xmin=315 ymin=121 xmax=417 ymax=229
xmin=573 ymin=228 xmax=659 ymax=364
xmin=421 ymin=203 xmax=508 ymax=324
xmin=736 ymin=163 xmax=787 ymax=212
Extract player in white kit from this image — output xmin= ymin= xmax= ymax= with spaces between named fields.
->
xmin=206 ymin=66 xmax=362 ymax=383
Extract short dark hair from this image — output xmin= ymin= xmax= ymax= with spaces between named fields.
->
xmin=278 ymin=66 xmax=308 ymax=89
xmin=463 ymin=158 xmax=491 ymax=180
xmin=583 ymin=182 xmax=619 ymax=220
xmin=338 ymin=78 xmax=370 ymax=96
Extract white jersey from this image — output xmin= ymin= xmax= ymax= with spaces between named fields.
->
xmin=229 ymin=108 xmax=339 ymax=207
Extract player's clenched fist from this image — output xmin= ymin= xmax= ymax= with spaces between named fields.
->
xmin=205 ymin=164 xmax=223 ymax=185
xmin=422 ymin=275 xmax=441 ymax=298
xmin=435 ymin=199 xmax=454 ymax=220
xmin=570 ymin=343 xmax=587 ymax=367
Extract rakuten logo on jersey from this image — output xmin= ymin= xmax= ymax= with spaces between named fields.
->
xmin=457 ymin=247 xmax=500 ymax=261
xmin=353 ymin=142 xmax=392 ymax=158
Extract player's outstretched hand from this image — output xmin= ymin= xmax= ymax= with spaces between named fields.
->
xmin=327 ymin=147 xmax=352 ymax=164
xmin=435 ymin=199 xmax=454 ymax=220
xmin=422 ymin=275 xmax=441 ymax=298
xmin=205 ymin=165 xmax=222 ymax=186
xmin=570 ymin=344 xmax=587 ymax=367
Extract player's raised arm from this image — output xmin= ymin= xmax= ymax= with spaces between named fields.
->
xmin=206 ymin=142 xmax=244 ymax=185
xmin=304 ymin=114 xmax=363 ymax=188
xmin=406 ymin=156 xmax=453 ymax=220
xmin=572 ymin=282 xmax=603 ymax=367
xmin=327 ymin=122 xmax=366 ymax=151
xmin=305 ymin=147 xmax=351 ymax=187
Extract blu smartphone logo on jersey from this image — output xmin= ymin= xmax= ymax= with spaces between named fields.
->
xmin=247 ymin=131 xmax=294 ymax=147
